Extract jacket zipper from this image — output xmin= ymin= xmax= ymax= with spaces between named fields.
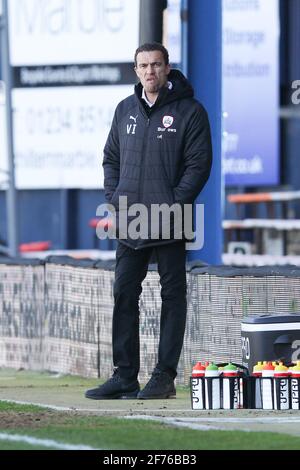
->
xmin=135 ymin=115 xmax=150 ymax=249
xmin=136 ymin=100 xmax=166 ymax=249
xmin=138 ymin=115 xmax=150 ymax=201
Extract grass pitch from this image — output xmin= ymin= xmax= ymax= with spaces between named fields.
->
xmin=0 ymin=369 xmax=300 ymax=450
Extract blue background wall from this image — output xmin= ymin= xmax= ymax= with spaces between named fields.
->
xmin=0 ymin=189 xmax=110 ymax=250
xmin=187 ymin=0 xmax=222 ymax=264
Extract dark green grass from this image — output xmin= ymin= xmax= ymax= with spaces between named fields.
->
xmin=0 ymin=442 xmax=58 ymax=450
xmin=1 ymin=411 xmax=300 ymax=450
xmin=0 ymin=401 xmax=47 ymax=413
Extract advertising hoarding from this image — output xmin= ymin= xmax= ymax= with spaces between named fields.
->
xmin=9 ymin=0 xmax=139 ymax=66
xmin=0 ymin=83 xmax=8 ymax=189
xmin=8 ymin=0 xmax=139 ymax=189
xmin=223 ymin=0 xmax=280 ymax=186
xmin=164 ymin=0 xmax=182 ymax=66
xmin=13 ymin=84 xmax=133 ymax=189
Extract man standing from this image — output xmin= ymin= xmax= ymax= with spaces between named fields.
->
xmin=85 ymin=43 xmax=212 ymax=400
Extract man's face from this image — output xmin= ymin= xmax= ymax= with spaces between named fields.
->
xmin=135 ymin=50 xmax=170 ymax=94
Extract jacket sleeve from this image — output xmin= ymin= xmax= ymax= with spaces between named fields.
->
xmin=173 ymin=104 xmax=212 ymax=205
xmin=102 ymin=108 xmax=120 ymax=203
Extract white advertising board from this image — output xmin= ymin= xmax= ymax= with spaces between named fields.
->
xmin=165 ymin=0 xmax=181 ymax=65
xmin=8 ymin=0 xmax=140 ymax=66
xmin=7 ymin=0 xmax=139 ymax=189
xmin=223 ymin=0 xmax=280 ymax=186
xmin=13 ymin=85 xmax=133 ymax=189
xmin=0 ymin=83 xmax=9 ymax=189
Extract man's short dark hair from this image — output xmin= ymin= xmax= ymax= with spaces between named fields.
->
xmin=134 ymin=43 xmax=169 ymax=66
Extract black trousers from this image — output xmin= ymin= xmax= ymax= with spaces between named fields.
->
xmin=112 ymin=241 xmax=187 ymax=380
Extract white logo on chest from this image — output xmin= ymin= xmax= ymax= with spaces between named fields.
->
xmin=162 ymin=115 xmax=174 ymax=128
xmin=127 ymin=115 xmax=138 ymax=135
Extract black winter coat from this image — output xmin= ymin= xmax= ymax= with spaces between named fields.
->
xmin=103 ymin=70 xmax=212 ymax=250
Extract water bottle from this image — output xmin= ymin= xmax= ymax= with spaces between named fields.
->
xmin=191 ymin=362 xmax=206 ymax=410
xmin=222 ymin=363 xmax=239 ymax=409
xmin=205 ymin=363 xmax=221 ymax=409
xmin=291 ymin=361 xmax=300 ymax=410
xmin=261 ymin=362 xmax=275 ymax=410
xmin=192 ymin=362 xmax=206 ymax=378
xmin=274 ymin=363 xmax=290 ymax=410
xmin=252 ymin=361 xmax=264 ymax=409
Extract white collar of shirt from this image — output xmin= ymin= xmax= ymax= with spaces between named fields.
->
xmin=142 ymin=81 xmax=173 ymax=108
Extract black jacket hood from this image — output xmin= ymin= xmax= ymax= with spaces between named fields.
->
xmin=135 ymin=69 xmax=194 ymax=108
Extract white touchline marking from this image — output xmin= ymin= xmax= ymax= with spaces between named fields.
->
xmin=0 ymin=398 xmax=198 ymax=413
xmin=125 ymin=414 xmax=300 ymax=424
xmin=124 ymin=415 xmax=300 ymax=433
xmin=0 ymin=433 xmax=100 ymax=450
xmin=166 ymin=417 xmax=300 ymax=424
xmin=0 ymin=399 xmax=198 ymax=414
xmin=124 ymin=415 xmax=236 ymax=431
xmin=2 ymin=399 xmax=300 ymax=427
xmin=172 ymin=416 xmax=300 ymax=424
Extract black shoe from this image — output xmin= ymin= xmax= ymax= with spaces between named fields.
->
xmin=137 ymin=368 xmax=176 ymax=400
xmin=85 ymin=369 xmax=140 ymax=400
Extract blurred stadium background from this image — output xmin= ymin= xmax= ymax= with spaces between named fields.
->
xmin=1 ymin=0 xmax=299 ymax=266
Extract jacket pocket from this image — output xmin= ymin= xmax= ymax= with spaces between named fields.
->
xmin=158 ymin=146 xmax=176 ymax=193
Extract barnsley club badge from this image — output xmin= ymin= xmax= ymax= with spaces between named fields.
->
xmin=162 ymin=116 xmax=174 ymax=128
